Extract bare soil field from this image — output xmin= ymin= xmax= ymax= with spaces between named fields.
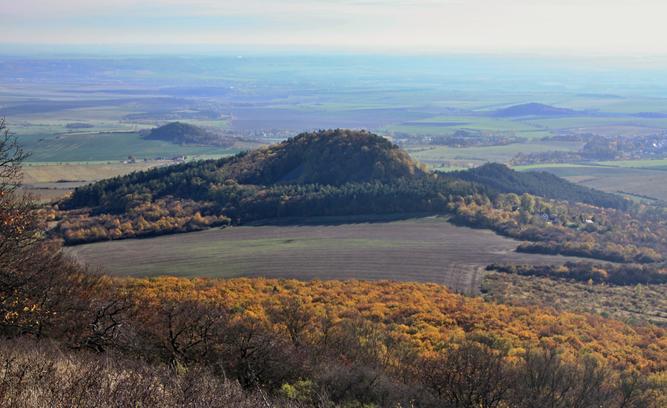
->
xmin=22 ymin=162 xmax=160 ymax=184
xmin=69 ymin=217 xmax=590 ymax=294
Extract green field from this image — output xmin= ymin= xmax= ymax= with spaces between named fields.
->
xmin=594 ymin=158 xmax=667 ymax=170
xmin=410 ymin=140 xmax=583 ymax=168
xmin=68 ymin=216 xmax=591 ymax=295
xmin=522 ymin=116 xmax=667 ymax=131
xmin=18 ymin=131 xmax=243 ymax=162
xmin=384 ymin=115 xmax=551 ymax=140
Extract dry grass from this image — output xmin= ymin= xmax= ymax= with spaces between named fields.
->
xmin=22 ymin=162 xmax=160 ymax=184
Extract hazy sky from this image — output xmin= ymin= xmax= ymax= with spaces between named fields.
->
xmin=3 ymin=0 xmax=667 ymax=54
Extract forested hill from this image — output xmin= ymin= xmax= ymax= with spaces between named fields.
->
xmin=452 ymin=163 xmax=630 ymax=210
xmin=143 ymin=122 xmax=234 ymax=146
xmin=64 ymin=130 xmax=628 ymax=213
xmin=224 ymin=128 xmax=423 ymax=185
xmin=58 ymin=129 xmax=640 ymax=252
xmin=64 ymin=129 xmax=426 ymax=209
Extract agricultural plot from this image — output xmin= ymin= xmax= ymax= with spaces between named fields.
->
xmin=22 ymin=162 xmax=160 ymax=184
xmin=410 ymin=140 xmax=583 ymax=168
xmin=522 ymin=116 xmax=667 ymax=132
xmin=21 ymin=162 xmax=163 ymax=202
xmin=384 ymin=115 xmax=551 ymax=140
xmin=18 ymin=131 xmax=243 ymax=162
xmin=68 ymin=217 xmax=591 ymax=295
xmin=517 ymin=163 xmax=667 ymax=202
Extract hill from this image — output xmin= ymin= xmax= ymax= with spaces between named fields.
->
xmin=64 ymin=129 xmax=431 ymax=211
xmin=58 ymin=129 xmax=665 ymax=267
xmin=492 ymin=103 xmax=578 ymax=117
xmin=64 ymin=129 xmax=624 ymax=212
xmin=452 ymin=163 xmax=630 ymax=210
xmin=221 ymin=128 xmax=424 ymax=185
xmin=143 ymin=122 xmax=234 ymax=146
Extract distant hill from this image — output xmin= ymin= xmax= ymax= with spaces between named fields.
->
xmin=452 ymin=163 xmax=629 ymax=209
xmin=143 ymin=122 xmax=235 ymax=146
xmin=492 ymin=103 xmax=578 ymax=117
xmin=65 ymin=122 xmax=94 ymax=130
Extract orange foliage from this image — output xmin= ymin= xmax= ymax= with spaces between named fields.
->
xmin=121 ymin=277 xmax=667 ymax=373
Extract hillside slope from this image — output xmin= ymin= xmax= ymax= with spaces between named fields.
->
xmin=452 ymin=163 xmax=630 ymax=210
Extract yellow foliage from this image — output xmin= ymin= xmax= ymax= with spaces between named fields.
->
xmin=119 ymin=277 xmax=667 ymax=373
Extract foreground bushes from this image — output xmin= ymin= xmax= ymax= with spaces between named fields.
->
xmin=1 ymin=334 xmax=664 ymax=408
xmin=0 ymin=339 xmax=286 ymax=408
xmin=19 ymin=276 xmax=657 ymax=407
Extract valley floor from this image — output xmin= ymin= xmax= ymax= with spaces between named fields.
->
xmin=69 ymin=216 xmax=590 ymax=294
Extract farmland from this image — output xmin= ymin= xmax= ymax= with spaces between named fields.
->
xmin=68 ymin=216 xmax=590 ymax=295
xmin=409 ymin=140 xmax=583 ymax=169
xmin=383 ymin=115 xmax=552 ymax=140
xmin=18 ymin=130 xmax=243 ymax=162
xmin=516 ymin=162 xmax=667 ymax=202
xmin=21 ymin=161 xmax=164 ymax=201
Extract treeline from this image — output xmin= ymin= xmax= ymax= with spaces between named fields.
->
xmin=57 ymin=185 xmax=667 ymax=265
xmin=56 ymin=177 xmax=482 ymax=244
xmin=488 ymin=262 xmax=667 ymax=286
xmin=57 ymin=197 xmax=230 ymax=245
xmin=57 ymin=181 xmax=667 ymax=266
xmin=516 ymin=241 xmax=661 ymax=264
xmin=64 ymin=153 xmax=628 ymax=215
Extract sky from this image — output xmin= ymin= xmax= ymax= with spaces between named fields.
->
xmin=2 ymin=0 xmax=667 ymax=55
